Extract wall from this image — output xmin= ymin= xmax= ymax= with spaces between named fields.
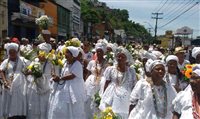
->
xmin=0 ymin=0 xmax=8 ymax=41
xmin=40 ymin=1 xmax=57 ymax=37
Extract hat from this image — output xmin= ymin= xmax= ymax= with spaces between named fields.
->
xmin=192 ymin=47 xmax=200 ymax=59
xmin=149 ymin=60 xmax=165 ymax=72
xmin=174 ymin=47 xmax=185 ymax=54
xmin=38 ymin=42 xmax=52 ymax=53
xmin=6 ymin=43 xmax=19 ymax=53
xmin=67 ymin=46 xmax=80 ymax=57
xmin=11 ymin=37 xmax=20 ymax=44
xmin=165 ymin=55 xmax=179 ymax=64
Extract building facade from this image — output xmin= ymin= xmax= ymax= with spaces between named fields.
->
xmin=0 ymin=0 xmax=8 ymax=41
xmin=8 ymin=0 xmax=44 ymax=41
xmin=55 ymin=0 xmax=82 ymax=38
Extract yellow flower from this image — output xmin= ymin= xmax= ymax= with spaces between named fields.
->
xmin=27 ymin=64 xmax=33 ymax=70
xmin=62 ymin=47 xmax=67 ymax=54
xmin=104 ymin=107 xmax=112 ymax=113
xmin=58 ymin=59 xmax=64 ymax=67
xmin=38 ymin=51 xmax=46 ymax=57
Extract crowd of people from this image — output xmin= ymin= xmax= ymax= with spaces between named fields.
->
xmin=0 ymin=30 xmax=200 ymax=119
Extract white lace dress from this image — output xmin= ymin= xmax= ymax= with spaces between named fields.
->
xmin=0 ymin=57 xmax=29 ymax=118
xmin=99 ymin=66 xmax=137 ymax=119
xmin=172 ymin=85 xmax=194 ymax=119
xmin=128 ymin=79 xmax=177 ymax=119
xmin=85 ymin=60 xmax=107 ymax=118
xmin=27 ymin=60 xmax=53 ymax=119
xmin=48 ymin=61 xmax=86 ymax=119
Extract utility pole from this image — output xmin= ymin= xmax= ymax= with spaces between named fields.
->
xmin=152 ymin=13 xmax=163 ymax=41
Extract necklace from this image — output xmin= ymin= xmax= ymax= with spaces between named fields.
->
xmin=95 ymin=59 xmax=106 ymax=84
xmin=147 ymin=78 xmax=168 ymax=118
xmin=192 ymin=93 xmax=200 ymax=119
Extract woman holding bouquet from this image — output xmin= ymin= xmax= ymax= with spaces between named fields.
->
xmin=48 ymin=46 xmax=86 ymax=119
xmin=84 ymin=41 xmax=108 ymax=118
xmin=99 ymin=46 xmax=137 ymax=119
xmin=128 ymin=60 xmax=177 ymax=119
xmin=0 ymin=43 xmax=30 ymax=119
xmin=26 ymin=43 xmax=53 ymax=119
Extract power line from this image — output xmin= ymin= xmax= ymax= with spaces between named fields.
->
xmin=156 ymin=0 xmax=169 ymax=13
xmin=161 ymin=0 xmax=189 ymax=18
xmin=159 ymin=2 xmax=199 ymax=28
xmin=153 ymin=0 xmax=165 ymax=12
xmin=164 ymin=0 xmax=195 ymax=20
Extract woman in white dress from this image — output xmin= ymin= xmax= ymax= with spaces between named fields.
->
xmin=129 ymin=60 xmax=177 ymax=119
xmin=99 ymin=46 xmax=137 ymax=119
xmin=172 ymin=65 xmax=200 ymax=119
xmin=165 ymin=55 xmax=181 ymax=92
xmin=26 ymin=43 xmax=53 ymax=119
xmin=48 ymin=46 xmax=86 ymax=119
xmin=0 ymin=43 xmax=29 ymax=119
xmin=85 ymin=42 xmax=108 ymax=118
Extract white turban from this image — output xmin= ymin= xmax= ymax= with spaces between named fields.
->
xmin=152 ymin=50 xmax=164 ymax=59
xmin=145 ymin=59 xmax=154 ymax=72
xmin=192 ymin=47 xmax=200 ymax=59
xmin=166 ymin=55 xmax=179 ymax=64
xmin=95 ymin=42 xmax=107 ymax=53
xmin=6 ymin=43 xmax=19 ymax=53
xmin=192 ymin=64 xmax=200 ymax=77
xmin=115 ymin=46 xmax=133 ymax=64
xmin=141 ymin=50 xmax=157 ymax=60
xmin=42 ymin=30 xmax=51 ymax=35
xmin=107 ymin=43 xmax=117 ymax=52
xmin=67 ymin=46 xmax=79 ymax=57
xmin=149 ymin=60 xmax=165 ymax=72
xmin=38 ymin=42 xmax=52 ymax=53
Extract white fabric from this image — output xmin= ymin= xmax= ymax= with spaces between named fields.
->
xmin=27 ymin=60 xmax=53 ymax=119
xmin=145 ymin=59 xmax=154 ymax=72
xmin=165 ymin=73 xmax=178 ymax=86
xmin=38 ymin=42 xmax=52 ymax=53
xmin=178 ymin=60 xmax=190 ymax=70
xmin=48 ymin=61 xmax=86 ymax=119
xmin=6 ymin=43 xmax=19 ymax=53
xmin=166 ymin=55 xmax=178 ymax=64
xmin=95 ymin=42 xmax=107 ymax=53
xmin=172 ymin=85 xmax=193 ymax=119
xmin=67 ymin=46 xmax=80 ymax=57
xmin=84 ymin=52 xmax=93 ymax=61
xmin=85 ymin=60 xmax=107 ymax=118
xmin=115 ymin=46 xmax=133 ymax=65
xmin=99 ymin=66 xmax=137 ymax=118
xmin=141 ymin=50 xmax=157 ymax=60
xmin=193 ymin=69 xmax=200 ymax=77
xmin=0 ymin=57 xmax=30 ymax=117
xmin=42 ymin=30 xmax=51 ymax=35
xmin=107 ymin=43 xmax=117 ymax=52
xmin=192 ymin=47 xmax=200 ymax=59
xmin=152 ymin=50 xmax=164 ymax=59
xmin=129 ymin=79 xmax=177 ymax=119
xmin=149 ymin=60 xmax=165 ymax=72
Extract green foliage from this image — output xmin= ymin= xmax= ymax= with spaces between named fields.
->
xmin=80 ymin=0 xmax=152 ymax=43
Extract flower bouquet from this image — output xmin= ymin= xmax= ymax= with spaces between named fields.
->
xmin=104 ymin=52 xmax=114 ymax=64
xmin=47 ymin=50 xmax=64 ymax=67
xmin=35 ymin=15 xmax=51 ymax=30
xmin=94 ymin=107 xmax=121 ymax=119
xmin=65 ymin=38 xmax=81 ymax=47
xmin=20 ymin=48 xmax=34 ymax=60
xmin=93 ymin=92 xmax=101 ymax=108
xmin=131 ymin=60 xmax=143 ymax=74
xmin=27 ymin=58 xmax=43 ymax=78
xmin=181 ymin=64 xmax=195 ymax=81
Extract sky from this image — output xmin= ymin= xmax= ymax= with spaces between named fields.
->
xmin=99 ymin=0 xmax=200 ymax=38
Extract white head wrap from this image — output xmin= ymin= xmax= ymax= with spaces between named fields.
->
xmin=152 ymin=50 xmax=164 ymax=59
xmin=6 ymin=43 xmax=19 ymax=53
xmin=38 ymin=42 xmax=52 ymax=53
xmin=107 ymin=43 xmax=117 ymax=52
xmin=115 ymin=46 xmax=133 ymax=64
xmin=95 ymin=42 xmax=107 ymax=53
xmin=192 ymin=64 xmax=200 ymax=77
xmin=149 ymin=60 xmax=165 ymax=72
xmin=141 ymin=50 xmax=157 ymax=60
xmin=166 ymin=55 xmax=179 ymax=64
xmin=192 ymin=47 xmax=200 ymax=59
xmin=67 ymin=46 xmax=79 ymax=57
xmin=42 ymin=30 xmax=51 ymax=35
xmin=145 ymin=59 xmax=154 ymax=72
